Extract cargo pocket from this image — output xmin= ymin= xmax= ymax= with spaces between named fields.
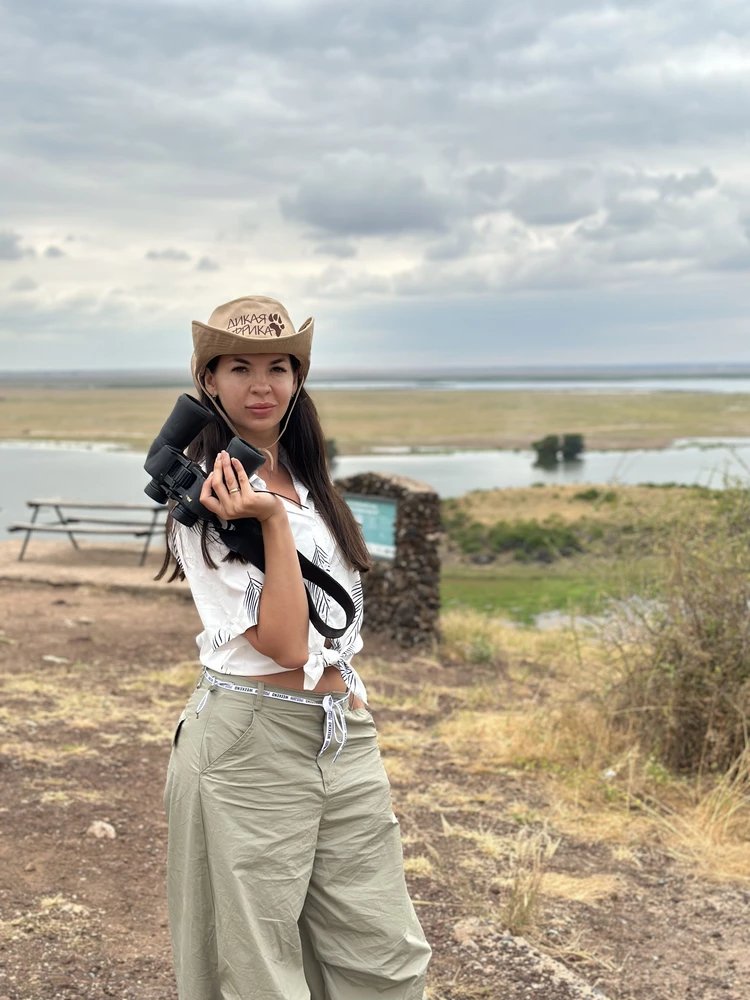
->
xmin=171 ymin=710 xmax=187 ymax=749
xmin=200 ymin=705 xmax=258 ymax=772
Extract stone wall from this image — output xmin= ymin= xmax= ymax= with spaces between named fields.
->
xmin=334 ymin=471 xmax=441 ymax=648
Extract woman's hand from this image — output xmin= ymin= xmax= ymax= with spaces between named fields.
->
xmin=199 ymin=452 xmax=284 ymax=523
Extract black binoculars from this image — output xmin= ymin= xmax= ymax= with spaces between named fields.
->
xmin=144 ymin=394 xmax=265 ymax=527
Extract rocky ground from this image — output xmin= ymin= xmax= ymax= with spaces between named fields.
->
xmin=0 ymin=580 xmax=748 ymax=999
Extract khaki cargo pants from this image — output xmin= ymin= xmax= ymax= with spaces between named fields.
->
xmin=163 ymin=674 xmax=431 ymax=1000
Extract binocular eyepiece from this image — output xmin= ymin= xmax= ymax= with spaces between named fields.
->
xmin=144 ymin=394 xmax=266 ymax=526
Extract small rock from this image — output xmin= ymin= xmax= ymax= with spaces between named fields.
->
xmin=41 ymin=654 xmax=70 ymax=665
xmin=24 ymin=862 xmax=36 ymax=872
xmin=49 ymin=975 xmax=74 ymax=987
xmin=453 ymin=916 xmax=493 ymax=949
xmin=86 ymin=820 xmax=116 ymax=840
xmin=470 ymin=553 xmax=495 ymax=565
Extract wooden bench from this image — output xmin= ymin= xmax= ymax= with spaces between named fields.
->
xmin=8 ymin=499 xmax=168 ymax=565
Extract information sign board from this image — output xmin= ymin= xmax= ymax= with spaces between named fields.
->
xmin=343 ymin=493 xmax=397 ymax=560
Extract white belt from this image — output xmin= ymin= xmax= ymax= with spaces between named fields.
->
xmin=196 ymin=668 xmax=350 ymax=762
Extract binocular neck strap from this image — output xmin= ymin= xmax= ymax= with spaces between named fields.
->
xmin=197 ymin=371 xmax=305 ymax=474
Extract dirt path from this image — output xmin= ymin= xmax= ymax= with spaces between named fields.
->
xmin=0 ymin=581 xmax=747 ymax=999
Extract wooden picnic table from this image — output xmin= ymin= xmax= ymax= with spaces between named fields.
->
xmin=8 ymin=499 xmax=168 ymax=565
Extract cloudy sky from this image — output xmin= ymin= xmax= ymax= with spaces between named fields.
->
xmin=2 ymin=0 xmax=750 ymax=372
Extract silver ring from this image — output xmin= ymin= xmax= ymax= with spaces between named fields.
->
xmin=228 ymin=487 xmax=241 ymax=494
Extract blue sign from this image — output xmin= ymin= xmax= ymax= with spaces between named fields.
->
xmin=343 ymin=493 xmax=397 ymax=560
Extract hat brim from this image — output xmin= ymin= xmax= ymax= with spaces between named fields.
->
xmin=191 ymin=317 xmax=313 ymax=394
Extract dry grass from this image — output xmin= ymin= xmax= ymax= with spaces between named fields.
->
xmin=540 ymin=872 xmax=624 ymax=903
xmin=439 ymin=608 xmax=510 ymax=667
xmin=452 ymin=482 xmax=721 ymax=528
xmin=0 ymin=659 xmax=195 ymax=770
xmin=605 ymin=486 xmax=750 ymax=773
xmin=500 ymin=827 xmax=561 ymax=935
xmin=4 ymin=384 xmax=750 ymax=451
xmin=431 ymin=610 xmax=750 ymax=884
xmin=628 ymin=750 xmax=750 ymax=884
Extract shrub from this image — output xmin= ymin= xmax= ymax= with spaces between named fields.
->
xmin=531 ymin=434 xmax=559 ymax=466
xmin=455 ymin=522 xmax=487 ymax=554
xmin=608 ymin=485 xmax=750 ymax=774
xmin=439 ymin=608 xmax=507 ymax=667
xmin=562 ymin=433 xmax=585 ymax=461
xmin=573 ymin=487 xmax=617 ymax=504
xmin=573 ymin=487 xmax=601 ymax=502
xmin=441 ymin=505 xmax=488 ymax=554
xmin=488 ymin=518 xmax=582 ymax=562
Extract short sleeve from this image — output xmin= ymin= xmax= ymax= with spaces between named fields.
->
xmin=170 ymin=520 xmax=266 ymax=653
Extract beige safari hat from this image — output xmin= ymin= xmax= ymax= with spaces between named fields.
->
xmin=191 ymin=294 xmax=314 ymax=396
xmin=190 ymin=294 xmax=314 ymax=471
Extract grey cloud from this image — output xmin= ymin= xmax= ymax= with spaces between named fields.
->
xmin=145 ymin=248 xmax=191 ymax=261
xmin=505 ymin=169 xmax=600 ymax=226
xmin=44 ymin=245 xmax=65 ymax=258
xmin=709 ymin=249 xmax=750 ymax=272
xmin=0 ymin=231 xmax=33 ymax=260
xmin=10 ymin=276 xmax=38 ymax=291
xmin=425 ymin=224 xmax=481 ymax=261
xmin=659 ymin=168 xmax=717 ymax=199
xmin=2 ymin=0 xmax=750 ymax=368
xmin=281 ymin=157 xmax=450 ymax=237
xmin=313 ymin=240 xmax=357 ymax=260
xmin=3 ymin=0 xmax=749 ymax=200
xmin=196 ymin=256 xmax=219 ymax=271
xmin=313 ymin=241 xmax=358 ymax=260
xmin=465 ymin=166 xmax=511 ymax=208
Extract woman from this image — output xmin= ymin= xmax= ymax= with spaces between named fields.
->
xmin=159 ymin=295 xmax=432 ymax=1000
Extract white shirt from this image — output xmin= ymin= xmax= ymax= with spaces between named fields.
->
xmin=169 ymin=448 xmax=367 ymax=705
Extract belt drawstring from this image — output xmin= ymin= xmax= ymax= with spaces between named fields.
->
xmin=197 ymin=668 xmax=351 ymax=762
xmin=319 ymin=694 xmax=349 ymax=763
xmin=195 ymin=687 xmax=211 ymax=716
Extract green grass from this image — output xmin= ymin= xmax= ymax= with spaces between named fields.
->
xmin=440 ymin=567 xmax=608 ymax=625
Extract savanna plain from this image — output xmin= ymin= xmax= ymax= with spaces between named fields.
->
xmin=0 ymin=386 xmax=749 ymax=999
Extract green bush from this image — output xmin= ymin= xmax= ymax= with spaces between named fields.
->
xmin=562 ymin=433 xmax=585 ymax=460
xmin=609 ymin=484 xmax=750 ymax=774
xmin=573 ymin=487 xmax=617 ymax=504
xmin=441 ymin=505 xmax=488 ymax=554
xmin=442 ymin=505 xmax=583 ymax=562
xmin=531 ymin=434 xmax=560 ymax=466
xmin=487 ymin=518 xmax=582 ymax=562
xmin=454 ymin=521 xmax=487 ymax=554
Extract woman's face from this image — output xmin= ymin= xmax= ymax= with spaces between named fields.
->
xmin=203 ymin=353 xmax=298 ymax=442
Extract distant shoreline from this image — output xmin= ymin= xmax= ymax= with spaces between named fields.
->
xmin=6 ymin=362 xmax=750 ymax=389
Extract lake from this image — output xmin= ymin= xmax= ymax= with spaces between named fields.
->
xmin=2 ymin=438 xmax=750 ymax=536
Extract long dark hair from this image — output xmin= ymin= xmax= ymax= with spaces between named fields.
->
xmin=156 ymin=355 xmax=372 ymax=582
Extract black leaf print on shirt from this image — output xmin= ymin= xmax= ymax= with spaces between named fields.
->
xmin=243 ymin=575 xmax=263 ymax=626
xmin=211 ymin=628 xmax=231 ymax=652
xmin=330 ymin=575 xmax=364 ymax=658
xmin=307 ymin=541 xmax=333 ymax=624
